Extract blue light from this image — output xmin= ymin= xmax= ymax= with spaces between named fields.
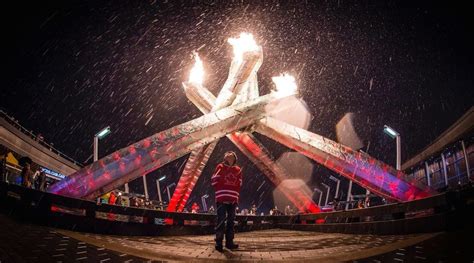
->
xmin=40 ymin=167 xmax=66 ymax=179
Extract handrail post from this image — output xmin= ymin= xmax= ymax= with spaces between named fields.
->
xmin=461 ymin=140 xmax=471 ymax=182
xmin=441 ymin=153 xmax=449 ymax=188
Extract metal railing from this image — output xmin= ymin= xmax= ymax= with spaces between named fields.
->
xmin=0 ymin=110 xmax=82 ymax=167
xmin=1 ymin=182 xmax=471 ymax=236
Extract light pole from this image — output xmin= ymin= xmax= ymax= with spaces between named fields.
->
xmin=383 ymin=125 xmax=401 ymax=170
xmin=329 ymin=175 xmax=340 ymax=199
xmin=166 ymin=183 xmax=176 ymax=202
xmin=156 ymin=176 xmax=166 ymax=210
xmin=321 ymin=183 xmax=330 ymax=206
xmin=201 ymin=194 xmax=209 ymax=212
xmin=142 ymin=174 xmax=149 ymax=200
xmin=313 ymin=188 xmax=323 ymax=206
xmin=93 ymin=126 xmax=111 ymax=162
xmin=94 ymin=126 xmax=127 ymax=193
xmin=345 ymin=180 xmax=353 ymax=210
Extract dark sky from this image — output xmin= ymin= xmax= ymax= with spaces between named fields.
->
xmin=3 ymin=0 xmax=473 ymax=211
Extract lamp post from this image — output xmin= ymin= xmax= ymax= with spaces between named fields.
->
xmin=329 ymin=175 xmax=340 ymax=199
xmin=383 ymin=125 xmax=401 ymax=170
xmin=345 ymin=180 xmax=353 ymax=210
xmin=313 ymin=188 xmax=323 ymax=206
xmin=166 ymin=183 xmax=176 ymax=202
xmin=156 ymin=176 xmax=166 ymax=210
xmin=201 ymin=194 xmax=209 ymax=212
xmin=95 ymin=126 xmax=127 ymax=193
xmin=93 ymin=126 xmax=111 ymax=162
xmin=142 ymin=175 xmax=149 ymax=200
xmin=321 ymin=183 xmax=330 ymax=206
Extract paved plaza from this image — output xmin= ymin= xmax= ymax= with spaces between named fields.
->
xmin=3 ymin=214 xmax=471 ymax=262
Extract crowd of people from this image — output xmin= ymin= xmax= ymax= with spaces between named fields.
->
xmin=20 ymin=163 xmax=48 ymax=191
xmin=11 ymin=159 xmax=378 ymax=215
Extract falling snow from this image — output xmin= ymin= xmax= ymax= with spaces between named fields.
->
xmin=3 ymin=1 xmax=473 ymax=212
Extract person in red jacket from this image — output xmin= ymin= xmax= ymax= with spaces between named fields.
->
xmin=191 ymin=202 xmax=200 ymax=213
xmin=211 ymin=151 xmax=242 ymax=252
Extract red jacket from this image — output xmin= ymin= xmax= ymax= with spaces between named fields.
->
xmin=211 ymin=163 xmax=242 ymax=204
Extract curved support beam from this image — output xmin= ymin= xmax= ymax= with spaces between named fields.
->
xmin=255 ymin=117 xmax=436 ymax=202
xmin=49 ymin=93 xmax=289 ymax=199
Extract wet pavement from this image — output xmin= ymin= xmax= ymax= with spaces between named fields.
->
xmin=0 ymin=214 xmax=471 ymax=262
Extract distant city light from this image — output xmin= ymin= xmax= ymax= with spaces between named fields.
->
xmin=40 ymin=167 xmax=66 ymax=179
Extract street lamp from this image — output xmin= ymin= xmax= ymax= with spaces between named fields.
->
xmin=383 ymin=125 xmax=401 ymax=170
xmin=166 ymin=183 xmax=176 ymax=202
xmin=156 ymin=176 xmax=166 ymax=210
xmin=329 ymin=175 xmax=340 ymax=199
xmin=142 ymin=174 xmax=149 ymax=200
xmin=321 ymin=183 xmax=330 ymax=206
xmin=201 ymin=194 xmax=209 ymax=212
xmin=313 ymin=188 xmax=323 ymax=206
xmin=93 ymin=126 xmax=111 ymax=162
xmin=345 ymin=180 xmax=353 ymax=211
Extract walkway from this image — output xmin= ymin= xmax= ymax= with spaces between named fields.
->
xmin=1 ymin=214 xmax=472 ymax=262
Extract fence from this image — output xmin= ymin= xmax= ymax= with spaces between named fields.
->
xmin=0 ymin=182 xmax=471 ymax=236
xmin=0 ymin=110 xmax=82 ymax=167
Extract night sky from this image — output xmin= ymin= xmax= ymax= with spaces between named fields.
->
xmin=3 ymin=0 xmax=473 ymax=212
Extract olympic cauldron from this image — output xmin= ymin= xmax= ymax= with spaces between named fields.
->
xmin=49 ymin=33 xmax=434 ymax=213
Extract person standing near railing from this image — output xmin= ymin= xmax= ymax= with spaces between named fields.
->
xmin=21 ymin=163 xmax=33 ymax=188
xmin=191 ymin=202 xmax=200 ymax=213
xmin=211 ymin=151 xmax=242 ymax=252
xmin=35 ymin=171 xmax=46 ymax=191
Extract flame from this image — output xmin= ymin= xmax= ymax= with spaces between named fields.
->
xmin=272 ymin=73 xmax=298 ymax=96
xmin=227 ymin=32 xmax=259 ymax=61
xmin=189 ymin=52 xmax=204 ymax=85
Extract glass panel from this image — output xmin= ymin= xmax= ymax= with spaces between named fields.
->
xmin=431 ymin=170 xmax=444 ymax=188
xmin=469 ymin=151 xmax=474 ymax=175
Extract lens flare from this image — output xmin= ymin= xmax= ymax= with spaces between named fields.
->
xmin=272 ymin=73 xmax=298 ymax=96
xmin=227 ymin=32 xmax=259 ymax=61
xmin=189 ymin=52 xmax=204 ymax=85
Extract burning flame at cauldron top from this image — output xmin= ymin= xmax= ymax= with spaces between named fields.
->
xmin=189 ymin=52 xmax=204 ymax=85
xmin=272 ymin=73 xmax=298 ymax=96
xmin=227 ymin=32 xmax=259 ymax=61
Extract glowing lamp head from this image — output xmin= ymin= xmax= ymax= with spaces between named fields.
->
xmin=188 ymin=52 xmax=204 ymax=85
xmin=383 ymin=125 xmax=400 ymax=139
xmin=95 ymin=126 xmax=111 ymax=139
xmin=227 ymin=32 xmax=259 ymax=61
xmin=272 ymin=73 xmax=298 ymax=96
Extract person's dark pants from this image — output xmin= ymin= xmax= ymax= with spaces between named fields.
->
xmin=215 ymin=202 xmax=237 ymax=246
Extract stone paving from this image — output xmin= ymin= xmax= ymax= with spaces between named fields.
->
xmin=0 ymin=215 xmax=148 ymax=263
xmin=1 ymin=214 xmax=472 ymax=262
xmin=58 ymin=228 xmax=435 ymax=262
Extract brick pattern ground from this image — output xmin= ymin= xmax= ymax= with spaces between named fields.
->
xmin=0 ymin=215 xmax=155 ymax=263
xmin=1 ymin=214 xmax=472 ymax=262
xmin=58 ymin=228 xmax=434 ymax=261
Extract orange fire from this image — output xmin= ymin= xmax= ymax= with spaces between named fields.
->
xmin=272 ymin=73 xmax=298 ymax=96
xmin=189 ymin=52 xmax=204 ymax=85
xmin=227 ymin=32 xmax=259 ymax=61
